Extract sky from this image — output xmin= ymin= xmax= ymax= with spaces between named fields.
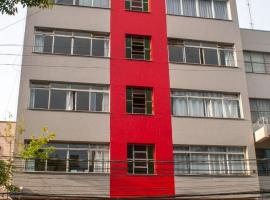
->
xmin=0 ymin=0 xmax=270 ymax=121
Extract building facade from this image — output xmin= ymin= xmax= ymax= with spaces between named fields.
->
xmin=14 ymin=0 xmax=270 ymax=198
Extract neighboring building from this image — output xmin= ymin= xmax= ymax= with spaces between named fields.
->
xmin=14 ymin=0 xmax=270 ymax=199
xmin=241 ymin=29 xmax=270 ymax=195
xmin=0 ymin=121 xmax=16 ymax=198
xmin=0 ymin=121 xmax=16 ymax=160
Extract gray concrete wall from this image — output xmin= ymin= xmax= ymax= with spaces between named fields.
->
xmin=166 ymin=0 xmax=260 ymax=194
xmin=13 ymin=172 xmax=110 ymax=197
xmin=241 ymin=29 xmax=270 ymax=100
xmin=15 ymin=6 xmax=111 ymax=194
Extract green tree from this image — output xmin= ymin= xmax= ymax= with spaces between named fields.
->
xmin=0 ymin=122 xmax=56 ymax=192
xmin=0 ymin=0 xmax=53 ymax=15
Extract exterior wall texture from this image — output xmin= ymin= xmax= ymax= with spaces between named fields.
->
xmin=15 ymin=0 xmax=270 ymax=198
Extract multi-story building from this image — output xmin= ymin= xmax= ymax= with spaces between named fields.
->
xmin=241 ymin=29 xmax=270 ymax=195
xmin=13 ymin=0 xmax=270 ymax=198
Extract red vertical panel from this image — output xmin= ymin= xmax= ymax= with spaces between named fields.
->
xmin=110 ymin=0 xmax=175 ymax=197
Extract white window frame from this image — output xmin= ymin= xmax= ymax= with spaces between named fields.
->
xmin=173 ymin=145 xmax=247 ymax=175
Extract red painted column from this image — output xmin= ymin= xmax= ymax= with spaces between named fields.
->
xmin=110 ymin=0 xmax=175 ymax=197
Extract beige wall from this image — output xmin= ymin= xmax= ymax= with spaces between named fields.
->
xmin=15 ymin=6 xmax=111 ymax=194
xmin=241 ymin=29 xmax=270 ymax=100
xmin=0 ymin=121 xmax=16 ymax=159
xmin=13 ymin=173 xmax=110 ymax=197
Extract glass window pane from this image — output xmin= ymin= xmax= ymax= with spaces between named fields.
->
xmin=185 ymin=47 xmax=200 ymax=64
xmin=172 ymin=97 xmax=188 ymax=116
xmin=92 ymin=39 xmax=105 ymax=57
xmin=210 ymin=154 xmax=226 ymax=174
xmin=228 ymin=154 xmax=245 ymax=174
xmin=54 ymin=36 xmax=72 ymax=54
xmin=73 ymin=38 xmax=91 ymax=56
xmin=167 ymin=0 xmax=181 ymax=15
xmin=182 ymin=0 xmax=196 ymax=16
xmin=190 ymin=154 xmax=209 ymax=174
xmin=203 ymin=48 xmax=218 ymax=65
xmin=189 ymin=98 xmax=205 ymax=117
xmin=50 ymin=90 xmax=67 ymax=110
xmin=199 ymin=0 xmax=213 ymax=18
xmin=31 ymin=89 xmax=49 ymax=109
xmin=76 ymin=91 xmax=89 ymax=111
xmin=93 ymin=0 xmax=109 ymax=7
xmin=251 ymin=53 xmax=264 ymax=63
xmin=223 ymin=99 xmax=240 ymax=118
xmin=69 ymin=150 xmax=88 ymax=172
xmin=47 ymin=150 xmax=67 ymax=172
xmin=174 ymin=154 xmax=189 ymax=174
xmin=253 ymin=63 xmax=266 ymax=73
xmin=55 ymin=0 xmax=74 ymax=5
xmin=245 ymin=62 xmax=253 ymax=72
xmin=214 ymin=0 xmax=228 ymax=20
xmin=220 ymin=49 xmax=235 ymax=66
xmin=168 ymin=44 xmax=184 ymax=63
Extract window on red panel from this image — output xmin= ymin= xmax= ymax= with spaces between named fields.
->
xmin=127 ymin=144 xmax=154 ymax=174
xmin=126 ymin=87 xmax=153 ymax=115
xmin=126 ymin=35 xmax=151 ymax=61
xmin=125 ymin=0 xmax=149 ymax=12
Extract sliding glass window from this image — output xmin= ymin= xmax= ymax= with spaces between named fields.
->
xmin=171 ymin=90 xmax=241 ymax=119
xmin=54 ymin=0 xmax=109 ymax=8
xmin=168 ymin=39 xmax=236 ymax=67
xmin=25 ymin=143 xmax=110 ymax=173
xmin=167 ymin=0 xmax=229 ymax=20
xmin=174 ymin=145 xmax=246 ymax=175
xmin=30 ymin=82 xmax=109 ymax=113
xmin=34 ymin=28 xmax=109 ymax=57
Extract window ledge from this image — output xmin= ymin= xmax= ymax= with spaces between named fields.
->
xmin=172 ymin=115 xmax=245 ymax=121
xmin=169 ymin=61 xmax=238 ymax=69
xmin=125 ymin=9 xmax=150 ymax=14
xmin=127 ymin=113 xmax=154 ymax=116
xmin=174 ymin=174 xmax=253 ymax=178
xmin=23 ymin=171 xmax=110 ymax=175
xmin=166 ymin=14 xmax=233 ymax=22
xmin=28 ymin=108 xmax=110 ymax=114
xmin=53 ymin=3 xmax=110 ymax=10
xmin=125 ymin=58 xmax=152 ymax=62
xmin=246 ymin=72 xmax=270 ymax=75
xmin=32 ymin=52 xmax=110 ymax=60
xmin=127 ymin=173 xmax=157 ymax=176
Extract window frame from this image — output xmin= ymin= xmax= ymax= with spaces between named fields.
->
xmin=53 ymin=0 xmax=110 ymax=8
xmin=244 ymin=51 xmax=269 ymax=74
xmin=126 ymin=35 xmax=151 ymax=61
xmin=166 ymin=0 xmax=230 ymax=20
xmin=127 ymin=144 xmax=155 ymax=175
xmin=168 ymin=39 xmax=236 ymax=67
xmin=126 ymin=87 xmax=153 ymax=115
xmin=174 ymin=145 xmax=247 ymax=175
xmin=30 ymin=82 xmax=110 ymax=113
xmin=33 ymin=28 xmax=110 ymax=58
xmin=125 ymin=0 xmax=149 ymax=12
xmin=171 ymin=90 xmax=242 ymax=119
xmin=25 ymin=143 xmax=110 ymax=173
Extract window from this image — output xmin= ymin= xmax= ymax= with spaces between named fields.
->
xmin=256 ymin=149 xmax=270 ymax=176
xmin=174 ymin=145 xmax=246 ymax=175
xmin=54 ymin=0 xmax=110 ymax=8
xmin=168 ymin=39 xmax=236 ymax=67
xmin=250 ymin=99 xmax=270 ymax=124
xmin=127 ymin=144 xmax=154 ymax=174
xmin=126 ymin=87 xmax=153 ymax=115
xmin=34 ymin=28 xmax=109 ymax=57
xmin=126 ymin=35 xmax=151 ymax=61
xmin=171 ymin=90 xmax=241 ymax=119
xmin=125 ymin=0 xmax=149 ymax=12
xmin=30 ymin=82 xmax=109 ymax=112
xmin=244 ymin=51 xmax=270 ymax=74
xmin=25 ymin=143 xmax=110 ymax=173
xmin=166 ymin=0 xmax=229 ymax=20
